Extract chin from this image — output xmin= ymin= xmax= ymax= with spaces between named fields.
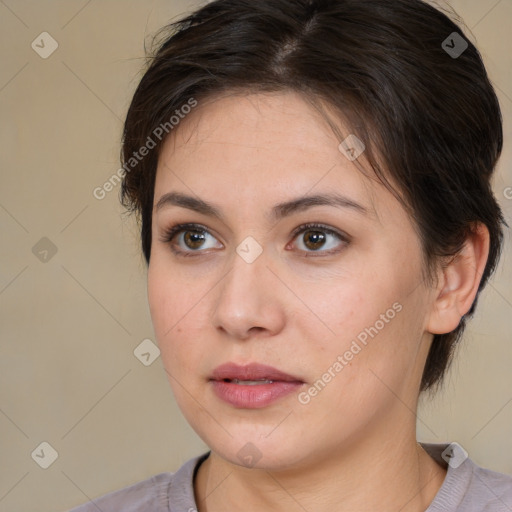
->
xmin=205 ymin=433 xmax=313 ymax=471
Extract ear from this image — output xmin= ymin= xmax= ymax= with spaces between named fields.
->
xmin=426 ymin=223 xmax=490 ymax=335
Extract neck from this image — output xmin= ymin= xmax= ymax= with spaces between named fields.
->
xmin=194 ymin=429 xmax=447 ymax=512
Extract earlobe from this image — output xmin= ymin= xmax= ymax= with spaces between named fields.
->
xmin=426 ymin=223 xmax=490 ymax=335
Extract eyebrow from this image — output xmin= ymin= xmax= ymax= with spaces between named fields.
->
xmin=154 ymin=191 xmax=368 ymax=222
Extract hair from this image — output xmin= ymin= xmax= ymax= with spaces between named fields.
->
xmin=119 ymin=0 xmax=505 ymax=395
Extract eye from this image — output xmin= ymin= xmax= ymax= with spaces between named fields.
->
xmin=159 ymin=222 xmax=349 ymax=257
xmin=289 ymin=223 xmax=349 ymax=255
xmin=159 ymin=223 xmax=222 ymax=257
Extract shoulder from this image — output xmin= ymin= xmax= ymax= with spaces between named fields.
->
xmin=66 ymin=472 xmax=173 ymax=512
xmin=421 ymin=442 xmax=512 ymax=511
xmin=467 ymin=463 xmax=512 ymax=511
xmin=64 ymin=451 xmax=210 ymax=512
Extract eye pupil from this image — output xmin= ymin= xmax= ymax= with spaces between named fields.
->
xmin=184 ymin=230 xmax=205 ymax=249
xmin=304 ymin=230 xmax=326 ymax=250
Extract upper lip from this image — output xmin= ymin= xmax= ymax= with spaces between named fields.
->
xmin=210 ymin=362 xmax=304 ymax=383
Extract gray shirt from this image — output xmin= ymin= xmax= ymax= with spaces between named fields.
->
xmin=67 ymin=442 xmax=512 ymax=511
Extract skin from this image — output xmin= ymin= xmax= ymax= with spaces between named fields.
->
xmin=147 ymin=91 xmax=489 ymax=512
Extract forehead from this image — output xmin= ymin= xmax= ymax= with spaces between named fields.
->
xmin=154 ymin=91 xmax=396 ymax=224
xmin=169 ymin=91 xmax=334 ymax=145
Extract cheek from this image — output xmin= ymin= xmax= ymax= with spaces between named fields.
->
xmin=148 ymin=264 xmax=185 ymax=355
xmin=296 ymin=272 xmax=391 ymax=346
xmin=301 ymin=273 xmax=419 ymax=390
xmin=147 ymin=264 xmax=173 ymax=337
xmin=147 ymin=261 xmax=208 ymax=375
xmin=320 ymin=299 xmax=424 ymax=418
xmin=147 ymin=254 xmax=196 ymax=333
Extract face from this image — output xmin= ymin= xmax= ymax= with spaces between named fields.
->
xmin=148 ymin=91 xmax=436 ymax=470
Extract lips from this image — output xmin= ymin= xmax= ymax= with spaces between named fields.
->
xmin=209 ymin=362 xmax=305 ymax=408
xmin=210 ymin=362 xmax=304 ymax=383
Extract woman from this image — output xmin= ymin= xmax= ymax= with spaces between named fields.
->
xmin=69 ymin=0 xmax=512 ymax=510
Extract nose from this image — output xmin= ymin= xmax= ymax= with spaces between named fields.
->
xmin=211 ymin=247 xmax=286 ymax=341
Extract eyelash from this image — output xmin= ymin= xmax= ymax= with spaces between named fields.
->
xmin=158 ymin=222 xmax=350 ymax=258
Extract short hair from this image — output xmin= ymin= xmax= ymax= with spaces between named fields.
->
xmin=120 ymin=0 xmax=505 ymax=395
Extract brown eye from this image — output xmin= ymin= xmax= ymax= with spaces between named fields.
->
xmin=160 ymin=223 xmax=223 ymax=256
xmin=183 ymin=230 xmax=207 ymax=249
xmin=291 ymin=223 xmax=349 ymax=255
xmin=302 ymin=230 xmax=327 ymax=251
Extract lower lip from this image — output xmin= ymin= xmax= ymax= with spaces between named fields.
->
xmin=210 ymin=380 xmax=304 ymax=408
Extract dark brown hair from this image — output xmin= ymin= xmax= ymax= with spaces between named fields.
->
xmin=120 ymin=0 xmax=505 ymax=395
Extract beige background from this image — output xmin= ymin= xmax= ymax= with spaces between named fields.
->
xmin=0 ymin=1 xmax=511 ymax=511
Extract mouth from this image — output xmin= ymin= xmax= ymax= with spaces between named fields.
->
xmin=210 ymin=362 xmax=305 ymax=384
xmin=209 ymin=362 xmax=305 ymax=408
xmin=220 ymin=378 xmax=277 ymax=385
